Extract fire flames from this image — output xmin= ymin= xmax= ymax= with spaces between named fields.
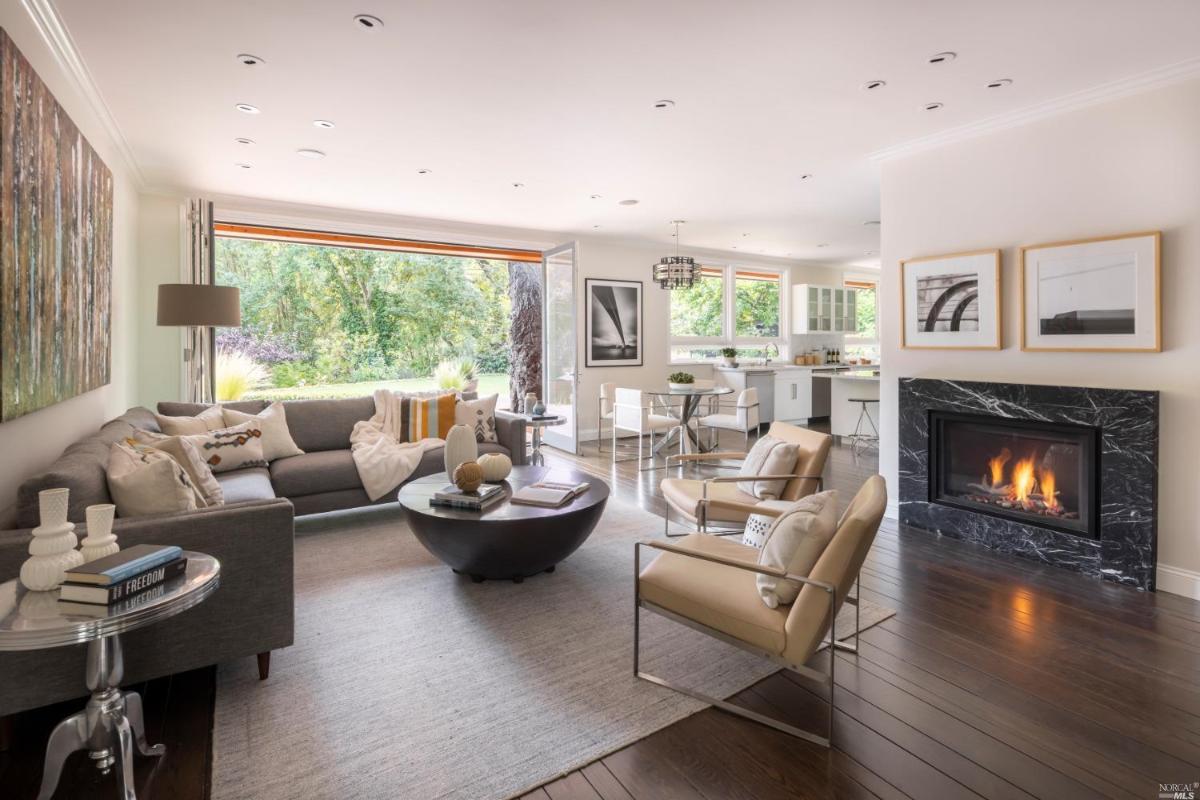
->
xmin=973 ymin=449 xmax=1068 ymax=517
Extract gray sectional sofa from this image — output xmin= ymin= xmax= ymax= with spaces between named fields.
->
xmin=0 ymin=396 xmax=527 ymax=716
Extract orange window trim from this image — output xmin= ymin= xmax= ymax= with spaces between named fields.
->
xmin=845 ymin=279 xmax=877 ymax=289
xmin=213 ymin=222 xmax=543 ymax=263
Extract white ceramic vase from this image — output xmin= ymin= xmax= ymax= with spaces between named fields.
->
xmin=522 ymin=392 xmax=538 ymax=414
xmin=477 ymin=453 xmax=513 ymax=483
xmin=80 ymin=504 xmax=120 ymax=563
xmin=443 ymin=424 xmax=479 ymax=477
xmin=20 ymin=488 xmax=84 ymax=592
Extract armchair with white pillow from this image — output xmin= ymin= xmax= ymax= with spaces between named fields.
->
xmin=659 ymin=421 xmax=832 ymax=537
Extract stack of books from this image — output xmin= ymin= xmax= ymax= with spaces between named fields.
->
xmin=57 ymin=545 xmax=187 ymax=616
xmin=430 ymin=483 xmax=505 ymax=511
xmin=510 ymin=480 xmax=590 ymax=508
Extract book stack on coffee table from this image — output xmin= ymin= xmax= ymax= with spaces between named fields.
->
xmin=429 ymin=483 xmax=505 ymax=511
xmin=57 ymin=545 xmax=187 ymax=616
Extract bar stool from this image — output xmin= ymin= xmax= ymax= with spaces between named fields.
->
xmin=847 ymin=398 xmax=879 ymax=457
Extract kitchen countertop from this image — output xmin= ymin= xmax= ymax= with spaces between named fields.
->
xmin=715 ymin=363 xmax=878 ymax=372
xmin=829 ymin=371 xmax=880 ymax=381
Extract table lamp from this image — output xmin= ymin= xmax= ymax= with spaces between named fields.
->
xmin=157 ymin=284 xmax=241 ymax=403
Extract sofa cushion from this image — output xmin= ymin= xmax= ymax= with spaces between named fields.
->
xmin=270 ymin=450 xmax=363 ymax=497
xmin=282 ymin=397 xmax=375 ymax=453
xmin=156 ymin=400 xmax=267 ymax=417
xmin=16 ymin=407 xmax=161 ymax=528
xmin=215 ymin=468 xmax=277 ymax=504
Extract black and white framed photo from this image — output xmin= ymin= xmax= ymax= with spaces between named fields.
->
xmin=900 ymin=249 xmax=1001 ymax=350
xmin=1020 ymin=231 xmax=1161 ymax=352
xmin=585 ymin=278 xmax=642 ymax=366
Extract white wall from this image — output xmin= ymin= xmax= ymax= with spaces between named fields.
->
xmin=137 ymin=193 xmax=185 ymax=405
xmin=879 ymin=78 xmax=1200 ymax=597
xmin=0 ymin=4 xmax=142 ymax=526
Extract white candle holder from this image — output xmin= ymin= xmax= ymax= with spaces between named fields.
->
xmin=20 ymin=488 xmax=85 ymax=592
xmin=80 ymin=504 xmax=120 ymax=563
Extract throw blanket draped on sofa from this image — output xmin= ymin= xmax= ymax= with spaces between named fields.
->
xmin=351 ymin=390 xmax=445 ymax=500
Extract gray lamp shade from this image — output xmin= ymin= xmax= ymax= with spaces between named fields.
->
xmin=157 ymin=284 xmax=242 ymax=327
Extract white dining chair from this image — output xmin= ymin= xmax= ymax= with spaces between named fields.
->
xmin=597 ymin=382 xmax=616 ymax=453
xmin=697 ymin=387 xmax=761 ymax=451
xmin=612 ymin=388 xmax=677 ymax=470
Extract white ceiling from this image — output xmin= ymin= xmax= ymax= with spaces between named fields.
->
xmin=54 ymin=0 xmax=1200 ymax=264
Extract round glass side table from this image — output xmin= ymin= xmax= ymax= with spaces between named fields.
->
xmin=0 ymin=552 xmax=220 ymax=800
xmin=525 ymin=415 xmax=566 ymax=465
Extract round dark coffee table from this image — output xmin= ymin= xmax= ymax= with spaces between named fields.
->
xmin=398 ymin=465 xmax=609 ymax=583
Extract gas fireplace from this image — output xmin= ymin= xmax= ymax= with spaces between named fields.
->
xmin=929 ymin=412 xmax=1098 ymax=539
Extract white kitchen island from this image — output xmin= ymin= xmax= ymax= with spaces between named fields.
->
xmin=829 ymin=371 xmax=880 ymax=440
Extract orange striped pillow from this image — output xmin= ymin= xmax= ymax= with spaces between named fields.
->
xmin=406 ymin=393 xmax=457 ymax=440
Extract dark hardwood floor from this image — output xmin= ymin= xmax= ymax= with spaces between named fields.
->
xmin=4 ymin=429 xmax=1199 ymax=799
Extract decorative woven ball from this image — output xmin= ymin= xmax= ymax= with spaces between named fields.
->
xmin=477 ymin=452 xmax=513 ymax=482
xmin=453 ymin=461 xmax=484 ymax=493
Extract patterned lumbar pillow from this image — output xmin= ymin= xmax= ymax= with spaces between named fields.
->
xmin=738 ymin=435 xmax=799 ymax=500
xmin=756 ymin=490 xmax=839 ymax=609
xmin=107 ymin=440 xmax=202 ymax=517
xmin=222 ymin=401 xmax=304 ymax=462
xmin=404 ymin=393 xmax=458 ymax=440
xmin=454 ymin=394 xmax=499 ymax=442
xmin=741 ymin=500 xmax=793 ymax=548
xmin=131 ymin=432 xmax=224 ymax=507
xmin=154 ymin=404 xmax=226 ymax=436
xmin=183 ymin=421 xmax=267 ymax=473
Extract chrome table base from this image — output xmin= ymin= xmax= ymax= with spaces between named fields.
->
xmin=38 ymin=635 xmax=164 ymax=800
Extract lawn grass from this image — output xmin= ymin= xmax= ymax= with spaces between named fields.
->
xmin=247 ymin=373 xmax=511 ymax=402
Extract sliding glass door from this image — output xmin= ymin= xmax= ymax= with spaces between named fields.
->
xmin=541 ymin=243 xmax=578 ymax=453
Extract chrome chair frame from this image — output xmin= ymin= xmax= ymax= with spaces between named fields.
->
xmin=696 ymin=401 xmax=761 ymax=451
xmin=634 ymin=539 xmax=860 ymax=747
xmin=660 ymin=459 xmax=824 ymax=538
xmin=611 ymin=400 xmax=676 ymax=472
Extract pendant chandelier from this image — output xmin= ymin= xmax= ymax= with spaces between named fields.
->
xmin=653 ymin=220 xmax=701 ymax=290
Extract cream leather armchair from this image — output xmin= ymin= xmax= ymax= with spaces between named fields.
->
xmin=659 ymin=421 xmax=832 ymax=536
xmin=635 ymin=475 xmax=887 ymax=747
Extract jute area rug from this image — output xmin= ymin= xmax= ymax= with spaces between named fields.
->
xmin=212 ymin=499 xmax=894 ymax=800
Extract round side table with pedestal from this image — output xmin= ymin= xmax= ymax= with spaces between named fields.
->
xmin=524 ymin=415 xmax=566 ymax=466
xmin=0 ymin=552 xmax=220 ymax=800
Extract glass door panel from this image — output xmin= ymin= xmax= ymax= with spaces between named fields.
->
xmin=541 ymin=243 xmax=578 ymax=453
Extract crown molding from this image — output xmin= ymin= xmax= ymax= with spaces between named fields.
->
xmin=870 ymin=56 xmax=1200 ymax=163
xmin=20 ymin=0 xmax=145 ymax=186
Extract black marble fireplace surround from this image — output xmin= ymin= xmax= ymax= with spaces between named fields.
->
xmin=899 ymin=378 xmax=1159 ymax=590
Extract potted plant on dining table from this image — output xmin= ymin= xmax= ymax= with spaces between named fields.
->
xmin=668 ymin=371 xmax=695 ymax=391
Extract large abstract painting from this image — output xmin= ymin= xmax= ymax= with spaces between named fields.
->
xmin=0 ymin=28 xmax=113 ymax=421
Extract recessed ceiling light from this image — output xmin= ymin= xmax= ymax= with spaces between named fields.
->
xmin=862 ymin=80 xmax=887 ymax=91
xmin=987 ymin=78 xmax=1013 ymax=89
xmin=928 ymin=51 xmax=956 ymax=65
xmin=799 ymin=173 xmax=813 ymax=181
xmin=313 ymin=119 xmax=335 ymax=129
xmin=742 ymin=233 xmax=750 ymax=237
xmin=511 ymin=182 xmax=525 ymax=188
xmin=590 ymin=194 xmax=602 ymax=199
xmin=618 ymin=199 xmax=639 ymax=206
xmin=235 ymin=162 xmax=252 ymax=169
xmin=863 ymin=220 xmax=881 ymax=226
xmin=817 ymin=243 xmax=829 ymax=248
xmin=653 ymin=99 xmax=675 ymax=109
xmin=353 ymin=14 xmax=383 ymax=30
xmin=731 ymin=245 xmax=739 ymax=250
xmin=236 ymin=53 xmax=265 ymax=67
xmin=865 ymin=250 xmax=877 ymax=256
xmin=593 ymin=225 xmax=601 ymax=229
xmin=234 ymin=137 xmax=255 ymax=146
xmin=235 ymin=103 xmax=260 ymax=114
xmin=296 ymin=148 xmax=326 ymax=159
xmin=924 ymin=102 xmax=944 ymax=111
xmin=416 ymin=168 xmax=432 ymax=174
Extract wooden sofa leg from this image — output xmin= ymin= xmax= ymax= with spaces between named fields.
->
xmin=257 ymin=651 xmax=271 ymax=681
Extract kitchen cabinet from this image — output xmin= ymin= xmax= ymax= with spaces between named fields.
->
xmin=773 ymin=369 xmax=813 ymax=422
xmin=714 ymin=368 xmax=776 ymax=423
xmin=792 ymin=284 xmax=857 ymax=334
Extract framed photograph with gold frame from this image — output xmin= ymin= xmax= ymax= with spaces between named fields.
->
xmin=900 ymin=249 xmax=1001 ymax=350
xmin=1020 ymin=231 xmax=1160 ymax=352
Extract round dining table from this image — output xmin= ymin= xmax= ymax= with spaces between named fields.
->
xmin=643 ymin=385 xmax=733 ymax=456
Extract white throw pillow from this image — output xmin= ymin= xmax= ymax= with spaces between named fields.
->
xmin=455 ymin=394 xmax=499 ymax=442
xmin=183 ymin=421 xmax=268 ymax=473
xmin=223 ymin=402 xmax=304 ymax=462
xmin=155 ymin=405 xmax=226 ymax=436
xmin=131 ymin=431 xmax=224 ymax=507
xmin=107 ymin=440 xmax=201 ymax=517
xmin=741 ymin=500 xmax=792 ymax=548
xmin=738 ymin=435 xmax=799 ymax=500
xmin=756 ymin=490 xmax=839 ymax=609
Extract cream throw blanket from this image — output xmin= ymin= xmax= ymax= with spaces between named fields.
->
xmin=350 ymin=390 xmax=444 ymax=501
